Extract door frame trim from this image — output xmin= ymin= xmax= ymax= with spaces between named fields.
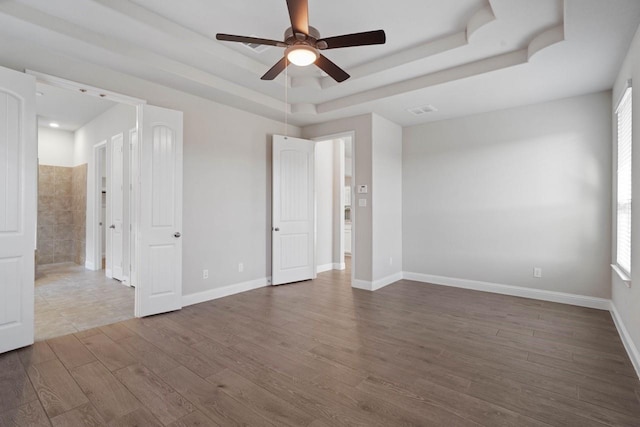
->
xmin=91 ymin=140 xmax=107 ymax=272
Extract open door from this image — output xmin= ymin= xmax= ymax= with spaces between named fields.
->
xmin=272 ymin=135 xmax=315 ymax=285
xmin=108 ymin=133 xmax=125 ymax=281
xmin=0 ymin=66 xmax=36 ymax=353
xmin=135 ymin=104 xmax=183 ymax=317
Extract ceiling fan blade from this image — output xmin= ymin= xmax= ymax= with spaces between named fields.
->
xmin=261 ymin=57 xmax=290 ymax=80
xmin=286 ymin=0 xmax=309 ymax=36
xmin=315 ymin=54 xmax=350 ymax=82
xmin=318 ymin=30 xmax=386 ymax=50
xmin=216 ymin=33 xmax=286 ymax=47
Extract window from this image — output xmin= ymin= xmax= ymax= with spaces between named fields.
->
xmin=616 ymin=85 xmax=632 ymax=277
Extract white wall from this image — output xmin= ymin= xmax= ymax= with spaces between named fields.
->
xmin=38 ymin=127 xmax=74 ymax=167
xmin=611 ymin=23 xmax=640 ymax=371
xmin=372 ymin=115 xmax=403 ymax=282
xmin=75 ymin=103 xmax=136 ymax=276
xmin=403 ymin=91 xmax=612 ymax=298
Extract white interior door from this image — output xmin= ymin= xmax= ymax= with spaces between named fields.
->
xmin=272 ymin=135 xmax=315 ymax=285
xmin=129 ymin=128 xmax=138 ymax=287
xmin=110 ymin=133 xmax=124 ymax=281
xmin=0 ymin=66 xmax=36 ymax=353
xmin=136 ymin=105 xmax=183 ymax=317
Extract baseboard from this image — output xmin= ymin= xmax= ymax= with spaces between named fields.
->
xmin=352 ymin=272 xmax=403 ymax=291
xmin=85 ymin=261 xmax=95 ymax=270
xmin=610 ymin=302 xmax=640 ymax=379
xmin=182 ymin=277 xmax=269 ymax=307
xmin=317 ymin=263 xmax=346 ymax=273
xmin=317 ymin=263 xmax=334 ymax=273
xmin=402 ymin=272 xmax=611 ymax=310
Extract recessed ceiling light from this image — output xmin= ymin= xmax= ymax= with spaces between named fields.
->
xmin=49 ymin=122 xmax=60 ymax=128
xmin=407 ymin=105 xmax=438 ymax=116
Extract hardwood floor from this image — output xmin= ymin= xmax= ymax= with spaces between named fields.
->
xmin=3 ymin=263 xmax=640 ymax=426
xmin=35 ymin=263 xmax=134 ymax=340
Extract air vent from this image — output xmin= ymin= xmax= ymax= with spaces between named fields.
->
xmin=242 ymin=37 xmax=271 ymax=53
xmin=407 ymin=105 xmax=438 ymax=116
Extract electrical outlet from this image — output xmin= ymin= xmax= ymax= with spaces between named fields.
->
xmin=202 ymin=269 xmax=209 ymax=279
xmin=533 ymin=267 xmax=542 ymax=278
xmin=238 ymin=263 xmax=244 ymax=272
xmin=389 ymin=257 xmax=393 ymax=265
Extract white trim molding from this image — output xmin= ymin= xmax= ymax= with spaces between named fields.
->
xmin=611 ymin=264 xmax=632 ymax=287
xmin=182 ymin=277 xmax=269 ymax=307
xmin=352 ymin=272 xmax=403 ymax=292
xmin=316 ymin=263 xmax=334 ymax=274
xmin=610 ymin=303 xmax=640 ymax=379
xmin=402 ymin=272 xmax=611 ymax=310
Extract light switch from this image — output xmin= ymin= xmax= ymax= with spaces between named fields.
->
xmin=358 ymin=198 xmax=367 ymax=207
xmin=358 ymin=185 xmax=368 ymax=194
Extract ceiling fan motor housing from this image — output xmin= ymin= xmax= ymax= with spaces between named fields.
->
xmin=285 ymin=26 xmax=321 ymax=44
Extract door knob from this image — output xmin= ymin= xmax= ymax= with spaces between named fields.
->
xmin=109 ymin=224 xmax=115 ymax=229
xmin=273 ymin=227 xmax=280 ymax=232
xmin=174 ymin=232 xmax=181 ymax=238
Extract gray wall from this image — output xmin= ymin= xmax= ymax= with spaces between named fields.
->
xmin=372 ymin=115 xmax=403 ymax=281
xmin=403 ymin=91 xmax=612 ymax=298
xmin=612 ymin=23 xmax=640 ymax=362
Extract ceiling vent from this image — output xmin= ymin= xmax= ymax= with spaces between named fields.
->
xmin=242 ymin=37 xmax=271 ymax=53
xmin=407 ymin=105 xmax=438 ymax=116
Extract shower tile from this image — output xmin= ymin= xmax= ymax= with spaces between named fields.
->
xmin=54 ymin=167 xmax=72 ymax=184
xmin=55 ymin=224 xmax=74 ymax=241
xmin=38 ymin=225 xmax=55 ymax=241
xmin=39 ymin=180 xmax=55 ymax=195
xmin=57 ymin=211 xmax=74 ymax=226
xmin=39 ymin=210 xmax=56 ymax=226
xmin=39 ymin=195 xmax=55 ymax=212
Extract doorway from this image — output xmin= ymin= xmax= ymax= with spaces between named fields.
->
xmin=34 ymin=80 xmax=137 ymax=339
xmin=0 ymin=66 xmax=185 ymax=353
xmin=314 ymin=134 xmax=354 ymax=280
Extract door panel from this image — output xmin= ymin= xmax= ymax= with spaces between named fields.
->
xmin=272 ymin=135 xmax=314 ymax=285
xmin=0 ymin=66 xmax=36 ymax=354
xmin=129 ymin=129 xmax=138 ymax=287
xmin=136 ymin=105 xmax=183 ymax=317
xmin=110 ymin=133 xmax=124 ymax=281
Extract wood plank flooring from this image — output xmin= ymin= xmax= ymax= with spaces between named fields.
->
xmin=2 ymin=263 xmax=640 ymax=426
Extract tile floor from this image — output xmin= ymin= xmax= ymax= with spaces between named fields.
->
xmin=35 ymin=263 xmax=134 ymax=341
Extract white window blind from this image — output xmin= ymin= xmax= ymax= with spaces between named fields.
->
xmin=616 ymin=86 xmax=632 ymax=275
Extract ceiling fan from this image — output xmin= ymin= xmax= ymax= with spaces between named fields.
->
xmin=216 ymin=0 xmax=386 ymax=83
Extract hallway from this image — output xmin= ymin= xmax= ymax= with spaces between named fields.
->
xmin=35 ymin=263 xmax=134 ymax=341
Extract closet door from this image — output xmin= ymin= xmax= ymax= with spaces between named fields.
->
xmin=0 ymin=66 xmax=36 ymax=353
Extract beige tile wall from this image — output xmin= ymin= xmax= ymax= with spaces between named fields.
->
xmin=72 ymin=164 xmax=87 ymax=265
xmin=37 ymin=164 xmax=87 ymax=265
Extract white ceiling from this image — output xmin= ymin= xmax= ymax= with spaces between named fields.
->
xmin=0 ymin=0 xmax=639 ymax=127
xmin=36 ymin=82 xmax=117 ymax=131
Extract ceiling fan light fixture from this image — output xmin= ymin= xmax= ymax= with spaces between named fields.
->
xmin=286 ymin=45 xmax=318 ymax=66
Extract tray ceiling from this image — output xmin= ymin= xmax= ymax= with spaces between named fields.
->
xmin=0 ymin=0 xmax=639 ymax=126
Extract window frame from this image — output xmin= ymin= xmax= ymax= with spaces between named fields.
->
xmin=613 ymin=83 xmax=633 ymax=286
